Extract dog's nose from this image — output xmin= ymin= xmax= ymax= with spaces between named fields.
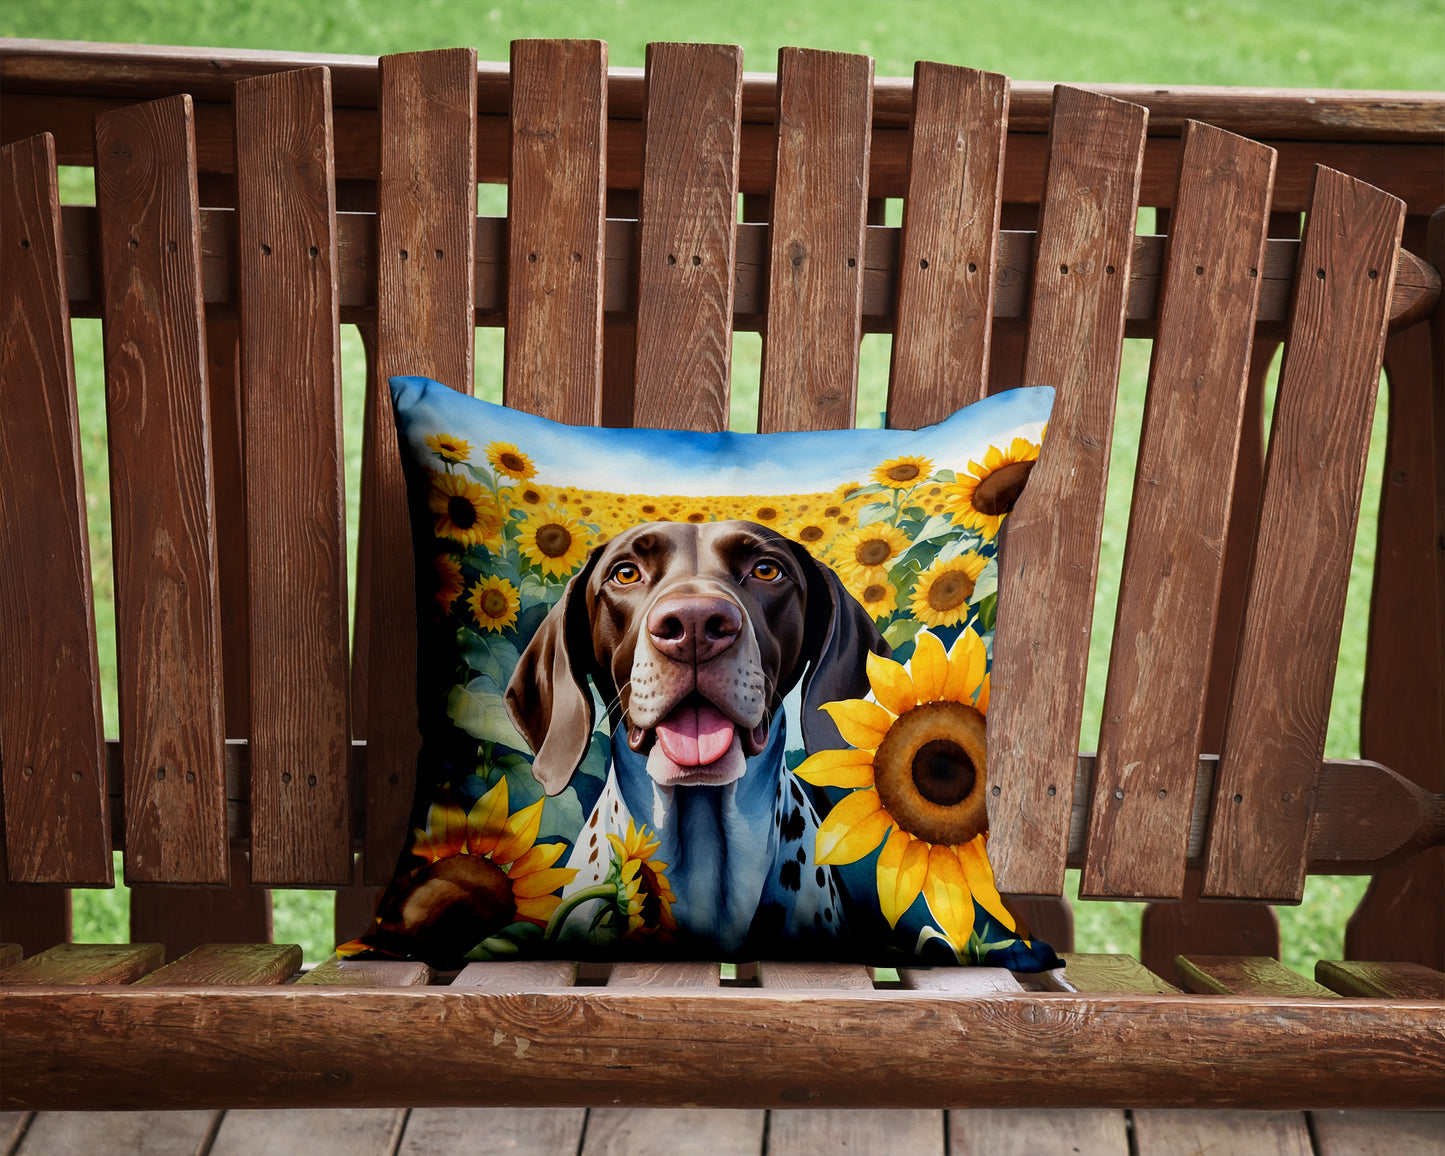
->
xmin=647 ymin=595 xmax=743 ymax=664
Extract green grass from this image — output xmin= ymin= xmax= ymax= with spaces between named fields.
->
xmin=18 ymin=0 xmax=1435 ymax=969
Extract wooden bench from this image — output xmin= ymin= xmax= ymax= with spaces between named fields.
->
xmin=1 ymin=38 xmax=1443 ymax=1118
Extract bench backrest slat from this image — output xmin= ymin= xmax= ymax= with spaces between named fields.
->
xmin=234 ymin=66 xmax=352 ymax=885
xmin=360 ymin=47 xmax=478 ymax=883
xmin=631 ymin=42 xmax=742 ymax=433
xmin=0 ymin=132 xmax=111 ymax=885
xmin=503 ymin=39 xmax=607 ymax=424
xmin=987 ymin=87 xmax=1149 ymax=896
xmin=1203 ymin=165 xmax=1406 ymax=904
xmin=93 ymin=94 xmax=229 ymax=884
xmin=887 ymin=62 xmax=1008 ymax=426
xmin=758 ymin=48 xmax=873 ymax=434
xmin=1082 ymin=121 xmax=1277 ymax=901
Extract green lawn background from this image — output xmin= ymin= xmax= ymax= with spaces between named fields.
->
xmin=6 ymin=0 xmax=1440 ymax=967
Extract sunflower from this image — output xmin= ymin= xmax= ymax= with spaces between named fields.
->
xmin=517 ymin=512 xmax=592 ymax=576
xmin=469 ymin=575 xmax=521 ymax=633
xmin=747 ymin=502 xmax=784 ymax=526
xmin=429 ymin=472 xmax=503 ymax=547
xmin=512 ymin=484 xmax=548 ymax=511
xmin=409 ymin=779 xmax=577 ymax=928
xmin=943 ymin=437 xmax=1042 ymax=539
xmin=910 ymin=553 xmax=987 ymax=628
xmin=784 ymin=516 xmax=836 ymax=557
xmin=433 ymin=553 xmax=465 ymax=615
xmin=871 ymin=455 xmax=934 ymax=490
xmin=487 ymin=441 xmax=536 ymax=482
xmin=848 ymin=575 xmax=899 ymax=621
xmin=424 ymin=432 xmax=473 ymax=465
xmin=607 ymin=819 xmax=679 ymax=939
xmin=830 ymin=523 xmax=912 ymax=583
xmin=795 ymin=629 xmax=1012 ymax=950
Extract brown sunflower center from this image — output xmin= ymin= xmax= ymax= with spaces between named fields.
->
xmin=886 ymin=463 xmax=921 ymax=483
xmin=521 ymin=488 xmax=541 ymax=504
xmin=856 ymin=538 xmax=893 ymax=566
xmin=925 ymin=570 xmax=974 ymax=613
xmin=862 ymin=583 xmax=887 ymax=603
xmin=688 ymin=512 xmax=707 ymax=523
xmin=479 ymin=589 xmax=510 ymax=618
xmin=756 ymin=507 xmax=778 ymax=522
xmin=872 ymin=700 xmax=988 ymax=846
xmin=448 ymin=495 xmax=478 ymax=530
xmin=799 ymin=525 xmax=825 ymax=543
xmin=535 ymin=524 xmax=573 ymax=558
xmin=499 ymin=452 xmax=526 ymax=473
xmin=825 ymin=506 xmax=841 ymax=518
xmin=972 ymin=461 xmax=1035 ymax=516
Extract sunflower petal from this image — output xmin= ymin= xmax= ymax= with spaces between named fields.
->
xmin=510 ymin=866 xmax=579 ymax=899
xmin=514 ymin=894 xmax=565 ymax=923
xmin=815 ymin=789 xmax=892 ymax=865
xmin=921 ymin=844 xmax=976 ymax=948
xmin=509 ymin=840 xmax=569 ymax=875
xmin=426 ymin=802 xmax=470 ymax=858
xmin=943 ymin=627 xmax=989 ymax=707
xmin=820 ymin=699 xmax=894 ymax=751
xmin=910 ymin=630 xmax=948 ymax=702
xmin=866 ymin=650 xmax=916 ymax=716
xmin=465 ymin=779 xmax=510 ymax=856
xmin=794 ymin=747 xmax=877 ymax=789
xmin=955 ymin=835 xmax=1015 ymax=931
xmin=490 ymin=797 xmax=544 ymax=864
xmin=875 ymin=828 xmax=929 ymax=929
xmin=974 ymin=673 xmax=990 ymax=714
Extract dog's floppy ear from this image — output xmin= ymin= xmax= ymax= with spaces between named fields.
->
xmin=786 ymin=542 xmax=891 ymax=751
xmin=505 ymin=555 xmax=600 ymax=795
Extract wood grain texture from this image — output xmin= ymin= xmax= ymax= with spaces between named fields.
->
xmin=3 ymin=987 xmax=1443 ymax=1110
xmin=757 ymin=962 xmax=872 ymax=990
xmin=757 ymin=48 xmax=874 ymax=434
xmin=15 ymin=1110 xmax=219 ymax=1156
xmin=297 ymin=955 xmax=432 ymax=987
xmin=1175 ymin=955 xmax=1336 ymax=997
xmin=233 ymin=67 xmax=352 ymax=885
xmin=987 ymin=87 xmax=1148 ymax=895
xmin=888 ymin=64 xmax=1009 ymax=426
xmin=402 ymin=1108 xmax=587 ymax=1156
xmin=0 ymin=868 xmax=70 ymax=956
xmin=504 ymin=39 xmax=606 ymax=424
xmin=898 ymin=967 xmax=1024 ymax=993
xmin=1204 ymin=167 xmax=1407 ymax=902
xmin=631 ymin=43 xmax=741 ymax=432
xmin=1132 ymin=1110 xmax=1313 ymax=1156
xmin=1139 ymin=868 xmax=1279 ymax=981
xmin=1316 ymin=959 xmax=1445 ymax=999
xmin=1057 ymin=953 xmax=1180 ymax=994
xmin=451 ymin=960 xmax=579 ymax=988
xmin=132 ymin=942 xmax=301 ymax=986
xmin=951 ymin=1109 xmax=1128 ymax=1156
xmin=0 ymin=132 xmax=111 ymax=884
xmin=0 ymin=1112 xmax=30 ymax=1155
xmin=584 ymin=1109 xmax=764 ymax=1156
xmin=1083 ymin=123 xmax=1275 ymax=900
xmin=608 ymin=961 xmax=720 ymax=988
xmin=209 ymin=1109 xmax=405 ymax=1156
xmin=93 ymin=95 xmax=229 ymax=885
xmin=361 ymin=49 xmax=477 ymax=885
xmin=1310 ymin=1110 xmax=1445 ymax=1156
xmin=769 ymin=1110 xmax=943 ymax=1156
xmin=129 ymin=846 xmax=271 ymax=961
xmin=0 ymin=942 xmax=162 ymax=985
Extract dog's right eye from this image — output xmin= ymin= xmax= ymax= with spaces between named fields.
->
xmin=609 ymin=562 xmax=642 ymax=586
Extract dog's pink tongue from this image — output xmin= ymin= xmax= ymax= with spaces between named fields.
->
xmin=654 ymin=701 xmax=735 ymax=767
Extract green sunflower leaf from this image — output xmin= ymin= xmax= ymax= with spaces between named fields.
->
xmin=447 ymin=676 xmax=529 ymax=750
xmin=882 ymin=616 xmax=923 ymax=650
xmin=970 ymin=558 xmax=999 ymax=603
xmin=912 ymin=513 xmax=955 ymax=544
xmin=933 ymin=469 xmax=958 ymax=484
xmin=459 ymin=629 xmax=521 ymax=681
xmin=539 ymin=784 xmax=585 ymax=841
xmin=856 ymin=501 xmax=896 ymax=527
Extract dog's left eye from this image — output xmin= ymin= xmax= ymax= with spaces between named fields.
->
xmin=751 ymin=559 xmax=783 ymax=582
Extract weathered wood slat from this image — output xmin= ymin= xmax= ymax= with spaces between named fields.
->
xmin=0 ymin=1112 xmax=31 ymax=1153
xmin=233 ymin=67 xmax=352 ymax=886
xmin=297 ymin=955 xmax=433 ymax=987
xmin=0 ymin=872 xmax=70 ymax=957
xmin=15 ymin=1110 xmax=220 ymax=1156
xmin=630 ymin=42 xmax=741 ymax=432
xmin=1309 ymin=1110 xmax=1445 ymax=1156
xmin=208 ymin=1109 xmax=405 ymax=1156
xmin=583 ymin=1108 xmax=763 ymax=1156
xmin=0 ymin=942 xmax=162 ymax=985
xmin=403 ymin=1108 xmax=588 ymax=1156
xmin=0 ymin=133 xmax=111 ymax=885
xmin=757 ymin=961 xmax=872 ymax=990
xmin=129 ymin=848 xmax=271 ymax=962
xmin=1084 ymin=122 xmax=1276 ymax=901
xmin=1131 ymin=1110 xmax=1313 ymax=1156
xmin=132 ymin=942 xmax=301 ymax=986
xmin=770 ymin=1110 xmax=944 ymax=1156
xmin=1139 ymin=869 xmax=1280 ymax=982
xmin=951 ymin=1109 xmax=1128 ymax=1156
xmin=1316 ymin=960 xmax=1445 ymax=999
xmin=1175 ymin=955 xmax=1336 ymax=997
xmin=758 ymin=47 xmax=873 ymax=434
xmin=504 ymin=39 xmax=606 ymax=423
xmin=451 ymin=960 xmax=579 ymax=988
xmin=608 ymin=961 xmax=720 ymax=988
xmin=360 ymin=48 xmax=478 ymax=885
xmin=987 ymin=87 xmax=1149 ymax=896
xmin=888 ymin=64 xmax=1008 ymax=426
xmin=93 ymin=94 xmax=229 ymax=886
xmin=1204 ymin=167 xmax=1407 ymax=903
xmin=897 ymin=968 xmax=1023 ymax=993
xmin=1055 ymin=953 xmax=1181 ymax=994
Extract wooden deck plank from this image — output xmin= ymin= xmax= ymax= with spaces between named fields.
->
xmin=987 ymin=87 xmax=1148 ymax=895
xmin=769 ymin=1109 xmax=944 ymax=1156
xmin=451 ymin=960 xmax=579 ymax=988
xmin=297 ymin=955 xmax=433 ymax=987
xmin=757 ymin=47 xmax=873 ymax=433
xmin=233 ymin=66 xmax=352 ymax=886
xmin=898 ymin=967 xmax=1023 ymax=993
xmin=951 ymin=1109 xmax=1128 ymax=1155
xmin=583 ymin=1109 xmax=763 ymax=1156
xmin=0 ymin=132 xmax=111 ymax=885
xmin=1054 ymin=953 xmax=1181 ymax=994
xmin=757 ymin=962 xmax=872 ymax=990
xmin=0 ymin=1113 xmax=31 ymax=1156
xmin=93 ymin=94 xmax=229 ymax=886
xmin=15 ymin=1111 xmax=219 ymax=1156
xmin=132 ymin=942 xmax=301 ymax=987
xmin=1203 ymin=166 xmax=1406 ymax=903
xmin=401 ymin=1108 xmax=588 ymax=1156
xmin=1084 ymin=122 xmax=1275 ymax=901
xmin=1175 ymin=955 xmax=1336 ymax=997
xmin=1316 ymin=960 xmax=1445 ymax=999
xmin=0 ymin=943 xmax=162 ymax=985
xmin=631 ymin=42 xmax=742 ymax=432
xmin=209 ymin=1109 xmax=404 ymax=1156
xmin=607 ymin=962 xmax=720 ymax=988
xmin=1310 ymin=1110 xmax=1445 ymax=1155
xmin=1132 ymin=1110 xmax=1313 ymax=1156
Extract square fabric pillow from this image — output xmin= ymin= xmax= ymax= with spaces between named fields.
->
xmin=347 ymin=376 xmax=1059 ymax=972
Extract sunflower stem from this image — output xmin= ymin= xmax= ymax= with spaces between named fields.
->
xmin=543 ymin=883 xmax=617 ymax=941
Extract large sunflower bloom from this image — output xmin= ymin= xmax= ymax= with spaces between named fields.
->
xmin=409 ymin=779 xmax=577 ymax=927
xmin=517 ymin=512 xmax=592 ymax=576
xmin=871 ymin=455 xmax=933 ymax=490
xmin=469 ymin=575 xmax=521 ymax=633
xmin=795 ymin=629 xmax=1012 ymax=950
xmin=942 ymin=437 xmax=1041 ymax=539
xmin=487 ymin=441 xmax=537 ymax=481
xmin=846 ymin=574 xmax=899 ymax=621
xmin=607 ymin=819 xmax=679 ymax=939
xmin=424 ymin=432 xmax=473 ymax=465
xmin=830 ymin=523 xmax=912 ymax=584
xmin=910 ymin=553 xmax=987 ymax=629
xmin=429 ymin=471 xmax=503 ymax=547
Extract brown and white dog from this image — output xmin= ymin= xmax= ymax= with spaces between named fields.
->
xmin=505 ymin=520 xmax=887 ymax=955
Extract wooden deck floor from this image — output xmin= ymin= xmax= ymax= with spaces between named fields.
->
xmin=3 ymin=1108 xmax=1443 ymax=1155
